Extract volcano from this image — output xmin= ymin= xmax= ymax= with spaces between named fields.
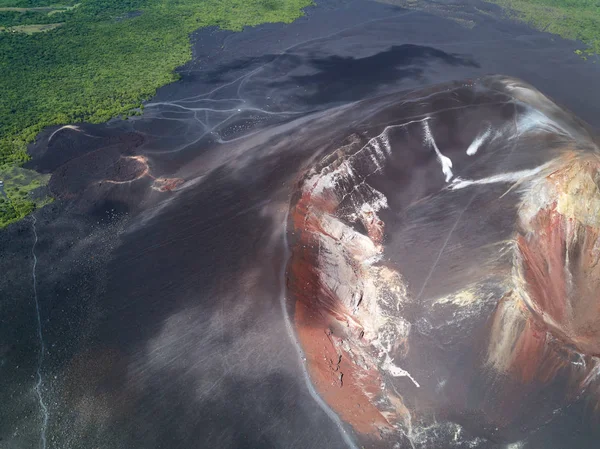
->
xmin=286 ymin=76 xmax=600 ymax=447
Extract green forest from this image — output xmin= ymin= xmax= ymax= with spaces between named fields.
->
xmin=0 ymin=0 xmax=312 ymax=227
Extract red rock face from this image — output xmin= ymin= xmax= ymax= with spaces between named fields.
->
xmin=287 ymin=132 xmax=415 ymax=439
xmin=516 ymin=154 xmax=600 ymax=355
xmin=288 ymin=197 xmax=397 ymax=436
xmin=486 ymin=153 xmax=600 ymax=397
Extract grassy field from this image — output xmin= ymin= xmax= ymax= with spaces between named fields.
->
xmin=485 ymin=0 xmax=600 ymax=56
xmin=0 ymin=0 xmax=312 ymax=228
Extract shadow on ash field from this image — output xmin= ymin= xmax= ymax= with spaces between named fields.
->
xmin=1 ymin=0 xmax=600 ymax=448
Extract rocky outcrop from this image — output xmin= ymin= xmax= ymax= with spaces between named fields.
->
xmin=287 ymin=130 xmax=415 ymax=438
xmin=487 ymin=152 xmax=600 ymax=390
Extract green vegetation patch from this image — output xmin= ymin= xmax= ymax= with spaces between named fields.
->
xmin=0 ymin=0 xmax=312 ymax=227
xmin=485 ymin=0 xmax=600 ymax=56
xmin=0 ymin=166 xmax=52 ymax=228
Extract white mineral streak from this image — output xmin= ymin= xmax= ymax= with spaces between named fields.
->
xmin=383 ymin=354 xmax=420 ymax=388
xmin=380 ymin=132 xmax=392 ymax=156
xmin=449 ymin=163 xmax=551 ymax=191
xmin=466 ymin=127 xmax=492 ymax=156
xmin=422 ymin=121 xmax=454 ymax=182
xmin=48 ymin=124 xmax=97 ymax=142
